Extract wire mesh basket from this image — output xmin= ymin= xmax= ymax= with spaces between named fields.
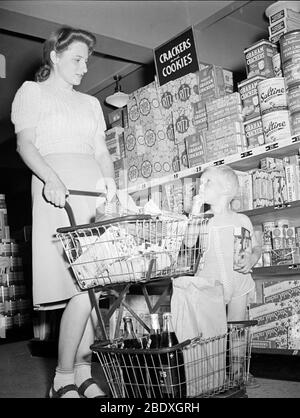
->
xmin=91 ymin=321 xmax=256 ymax=398
xmin=56 ymin=214 xmax=209 ymax=290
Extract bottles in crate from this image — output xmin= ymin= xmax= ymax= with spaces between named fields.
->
xmin=158 ymin=312 xmax=186 ymax=398
xmin=120 ymin=316 xmax=148 ymax=397
xmin=146 ymin=313 xmax=161 ymax=397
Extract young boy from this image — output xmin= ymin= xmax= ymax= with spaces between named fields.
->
xmin=191 ymin=164 xmax=262 ymax=321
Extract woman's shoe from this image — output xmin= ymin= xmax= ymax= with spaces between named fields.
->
xmin=49 ymin=384 xmax=80 ymax=398
xmin=77 ymin=378 xmax=107 ymax=398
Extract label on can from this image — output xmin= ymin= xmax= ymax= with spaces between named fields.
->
xmin=280 ymin=30 xmax=300 ymax=63
xmin=287 ymin=83 xmax=300 ymax=114
xmin=262 ymin=110 xmax=291 ymax=143
xmin=257 ymin=77 xmax=288 ymax=113
xmin=238 ymin=75 xmax=266 ymax=121
xmin=283 ymin=58 xmax=300 ymax=88
xmin=290 ymin=111 xmax=300 ymax=136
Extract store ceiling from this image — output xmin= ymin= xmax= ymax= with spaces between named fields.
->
xmin=0 ymin=0 xmax=273 ymax=159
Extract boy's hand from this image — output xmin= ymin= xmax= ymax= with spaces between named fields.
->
xmin=235 ymin=251 xmax=254 ymax=274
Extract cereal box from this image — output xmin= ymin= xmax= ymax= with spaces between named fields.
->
xmin=105 ymin=127 xmax=125 ymax=161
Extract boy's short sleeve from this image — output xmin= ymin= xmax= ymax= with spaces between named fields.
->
xmin=11 ymin=81 xmax=41 ymax=133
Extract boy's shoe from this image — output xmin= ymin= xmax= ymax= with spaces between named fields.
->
xmin=246 ymin=373 xmax=260 ymax=389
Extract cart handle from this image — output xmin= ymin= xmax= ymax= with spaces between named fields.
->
xmin=60 ymin=189 xmax=152 ymax=232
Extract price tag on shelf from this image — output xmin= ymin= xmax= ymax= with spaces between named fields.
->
xmin=292 ymin=350 xmax=299 ymax=356
xmin=240 ymin=150 xmax=253 ymax=158
xmin=291 ymin=135 xmax=300 ymax=143
xmin=265 ymin=142 xmax=279 ymax=152
xmin=213 ymin=159 xmax=224 ymax=166
xmin=173 ymin=172 xmax=179 ymax=179
xmin=274 ymin=203 xmax=291 ymax=210
xmin=195 ymin=165 xmax=202 ymax=173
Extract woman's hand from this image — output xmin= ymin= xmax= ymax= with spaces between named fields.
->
xmin=43 ymin=174 xmax=69 ymax=207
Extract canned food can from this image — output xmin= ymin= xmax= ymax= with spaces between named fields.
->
xmin=290 ymin=111 xmax=300 ymax=136
xmin=271 ymin=226 xmax=285 ymax=249
xmin=257 ymin=77 xmax=288 ymax=114
xmin=262 ymin=110 xmax=291 ymax=143
xmin=287 ymin=83 xmax=300 ymax=114
xmin=280 ymin=30 xmax=300 ymax=63
xmin=272 ymin=52 xmax=282 ymax=76
xmin=282 ymin=58 xmax=300 ymax=88
xmin=0 ymin=301 xmax=4 ymax=314
xmin=263 ymin=251 xmax=272 ymax=266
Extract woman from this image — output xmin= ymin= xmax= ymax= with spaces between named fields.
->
xmin=11 ymin=26 xmax=116 ymax=398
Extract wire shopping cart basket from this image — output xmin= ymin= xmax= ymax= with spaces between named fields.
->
xmin=56 ymin=199 xmax=209 ymax=290
xmin=91 ymin=320 xmax=257 ymax=398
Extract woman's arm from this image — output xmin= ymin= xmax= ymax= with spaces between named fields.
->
xmin=16 ymin=127 xmax=68 ymax=207
xmin=94 ymin=134 xmax=117 ymax=202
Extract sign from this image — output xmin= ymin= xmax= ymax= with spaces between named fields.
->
xmin=154 ymin=27 xmax=199 ymax=87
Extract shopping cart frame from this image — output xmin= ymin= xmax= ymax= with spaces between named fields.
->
xmin=57 ymin=190 xmax=209 ymax=342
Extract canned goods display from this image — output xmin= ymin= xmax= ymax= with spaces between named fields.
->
xmin=287 ymin=83 xmax=300 ymax=114
xmin=0 ymin=301 xmax=4 ymax=314
xmin=4 ymin=299 xmax=17 ymax=315
xmin=257 ymin=77 xmax=288 ymax=113
xmin=282 ymin=58 xmax=300 ymax=88
xmin=280 ymin=30 xmax=300 ymax=63
xmin=262 ymin=110 xmax=292 ymax=142
xmin=290 ymin=111 xmax=300 ymax=136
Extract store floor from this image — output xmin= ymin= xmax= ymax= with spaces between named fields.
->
xmin=0 ymin=339 xmax=300 ymax=398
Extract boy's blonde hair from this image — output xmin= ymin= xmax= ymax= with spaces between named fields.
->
xmin=203 ymin=165 xmax=239 ymax=200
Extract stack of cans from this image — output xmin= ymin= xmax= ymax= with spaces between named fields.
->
xmin=280 ymin=30 xmax=300 ymax=136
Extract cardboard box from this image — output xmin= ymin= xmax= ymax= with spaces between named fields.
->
xmin=185 ymin=132 xmax=207 ymax=167
xmin=244 ymin=116 xmax=265 ymax=148
xmin=105 ymin=127 xmax=125 ymax=161
xmin=238 ymin=76 xmax=266 ymax=121
xmin=231 ymin=170 xmax=253 ymax=211
xmin=243 ymin=39 xmax=277 ymax=78
xmin=233 ymin=227 xmax=252 ymax=270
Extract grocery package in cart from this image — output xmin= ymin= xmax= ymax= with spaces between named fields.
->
xmin=56 ymin=203 xmax=209 ymax=289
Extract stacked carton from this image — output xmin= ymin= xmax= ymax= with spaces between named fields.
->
xmin=124 ymin=80 xmax=179 ymax=187
xmin=202 ymin=93 xmax=246 ymax=162
xmin=0 ymin=195 xmax=32 ymax=339
xmin=265 ymin=2 xmax=300 ymax=44
xmin=250 ymin=279 xmax=300 ymax=349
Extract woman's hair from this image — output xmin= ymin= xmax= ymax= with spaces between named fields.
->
xmin=35 ymin=26 xmax=96 ymax=82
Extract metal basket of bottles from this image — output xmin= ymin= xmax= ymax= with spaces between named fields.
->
xmin=91 ymin=313 xmax=257 ymax=398
xmin=56 ymin=214 xmax=209 ymax=290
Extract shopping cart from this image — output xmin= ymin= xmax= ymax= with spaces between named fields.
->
xmin=91 ymin=320 xmax=257 ymax=398
xmin=56 ymin=190 xmax=209 ymax=339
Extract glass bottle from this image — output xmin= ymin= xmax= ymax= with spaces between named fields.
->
xmin=122 ymin=316 xmax=141 ymax=349
xmin=158 ymin=312 xmax=186 ymax=398
xmin=148 ymin=313 xmax=161 ymax=348
xmin=147 ymin=313 xmax=162 ymax=397
xmin=120 ymin=316 xmax=147 ymax=397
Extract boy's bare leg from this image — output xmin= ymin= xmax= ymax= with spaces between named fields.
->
xmin=227 ymin=294 xmax=248 ymax=383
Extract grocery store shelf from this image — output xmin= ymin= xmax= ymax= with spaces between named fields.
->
xmin=242 ymin=200 xmax=300 ymax=218
xmin=252 ymin=348 xmax=300 ymax=356
xmin=125 ymin=135 xmax=300 ymax=193
xmin=253 ymin=265 xmax=300 ymax=277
